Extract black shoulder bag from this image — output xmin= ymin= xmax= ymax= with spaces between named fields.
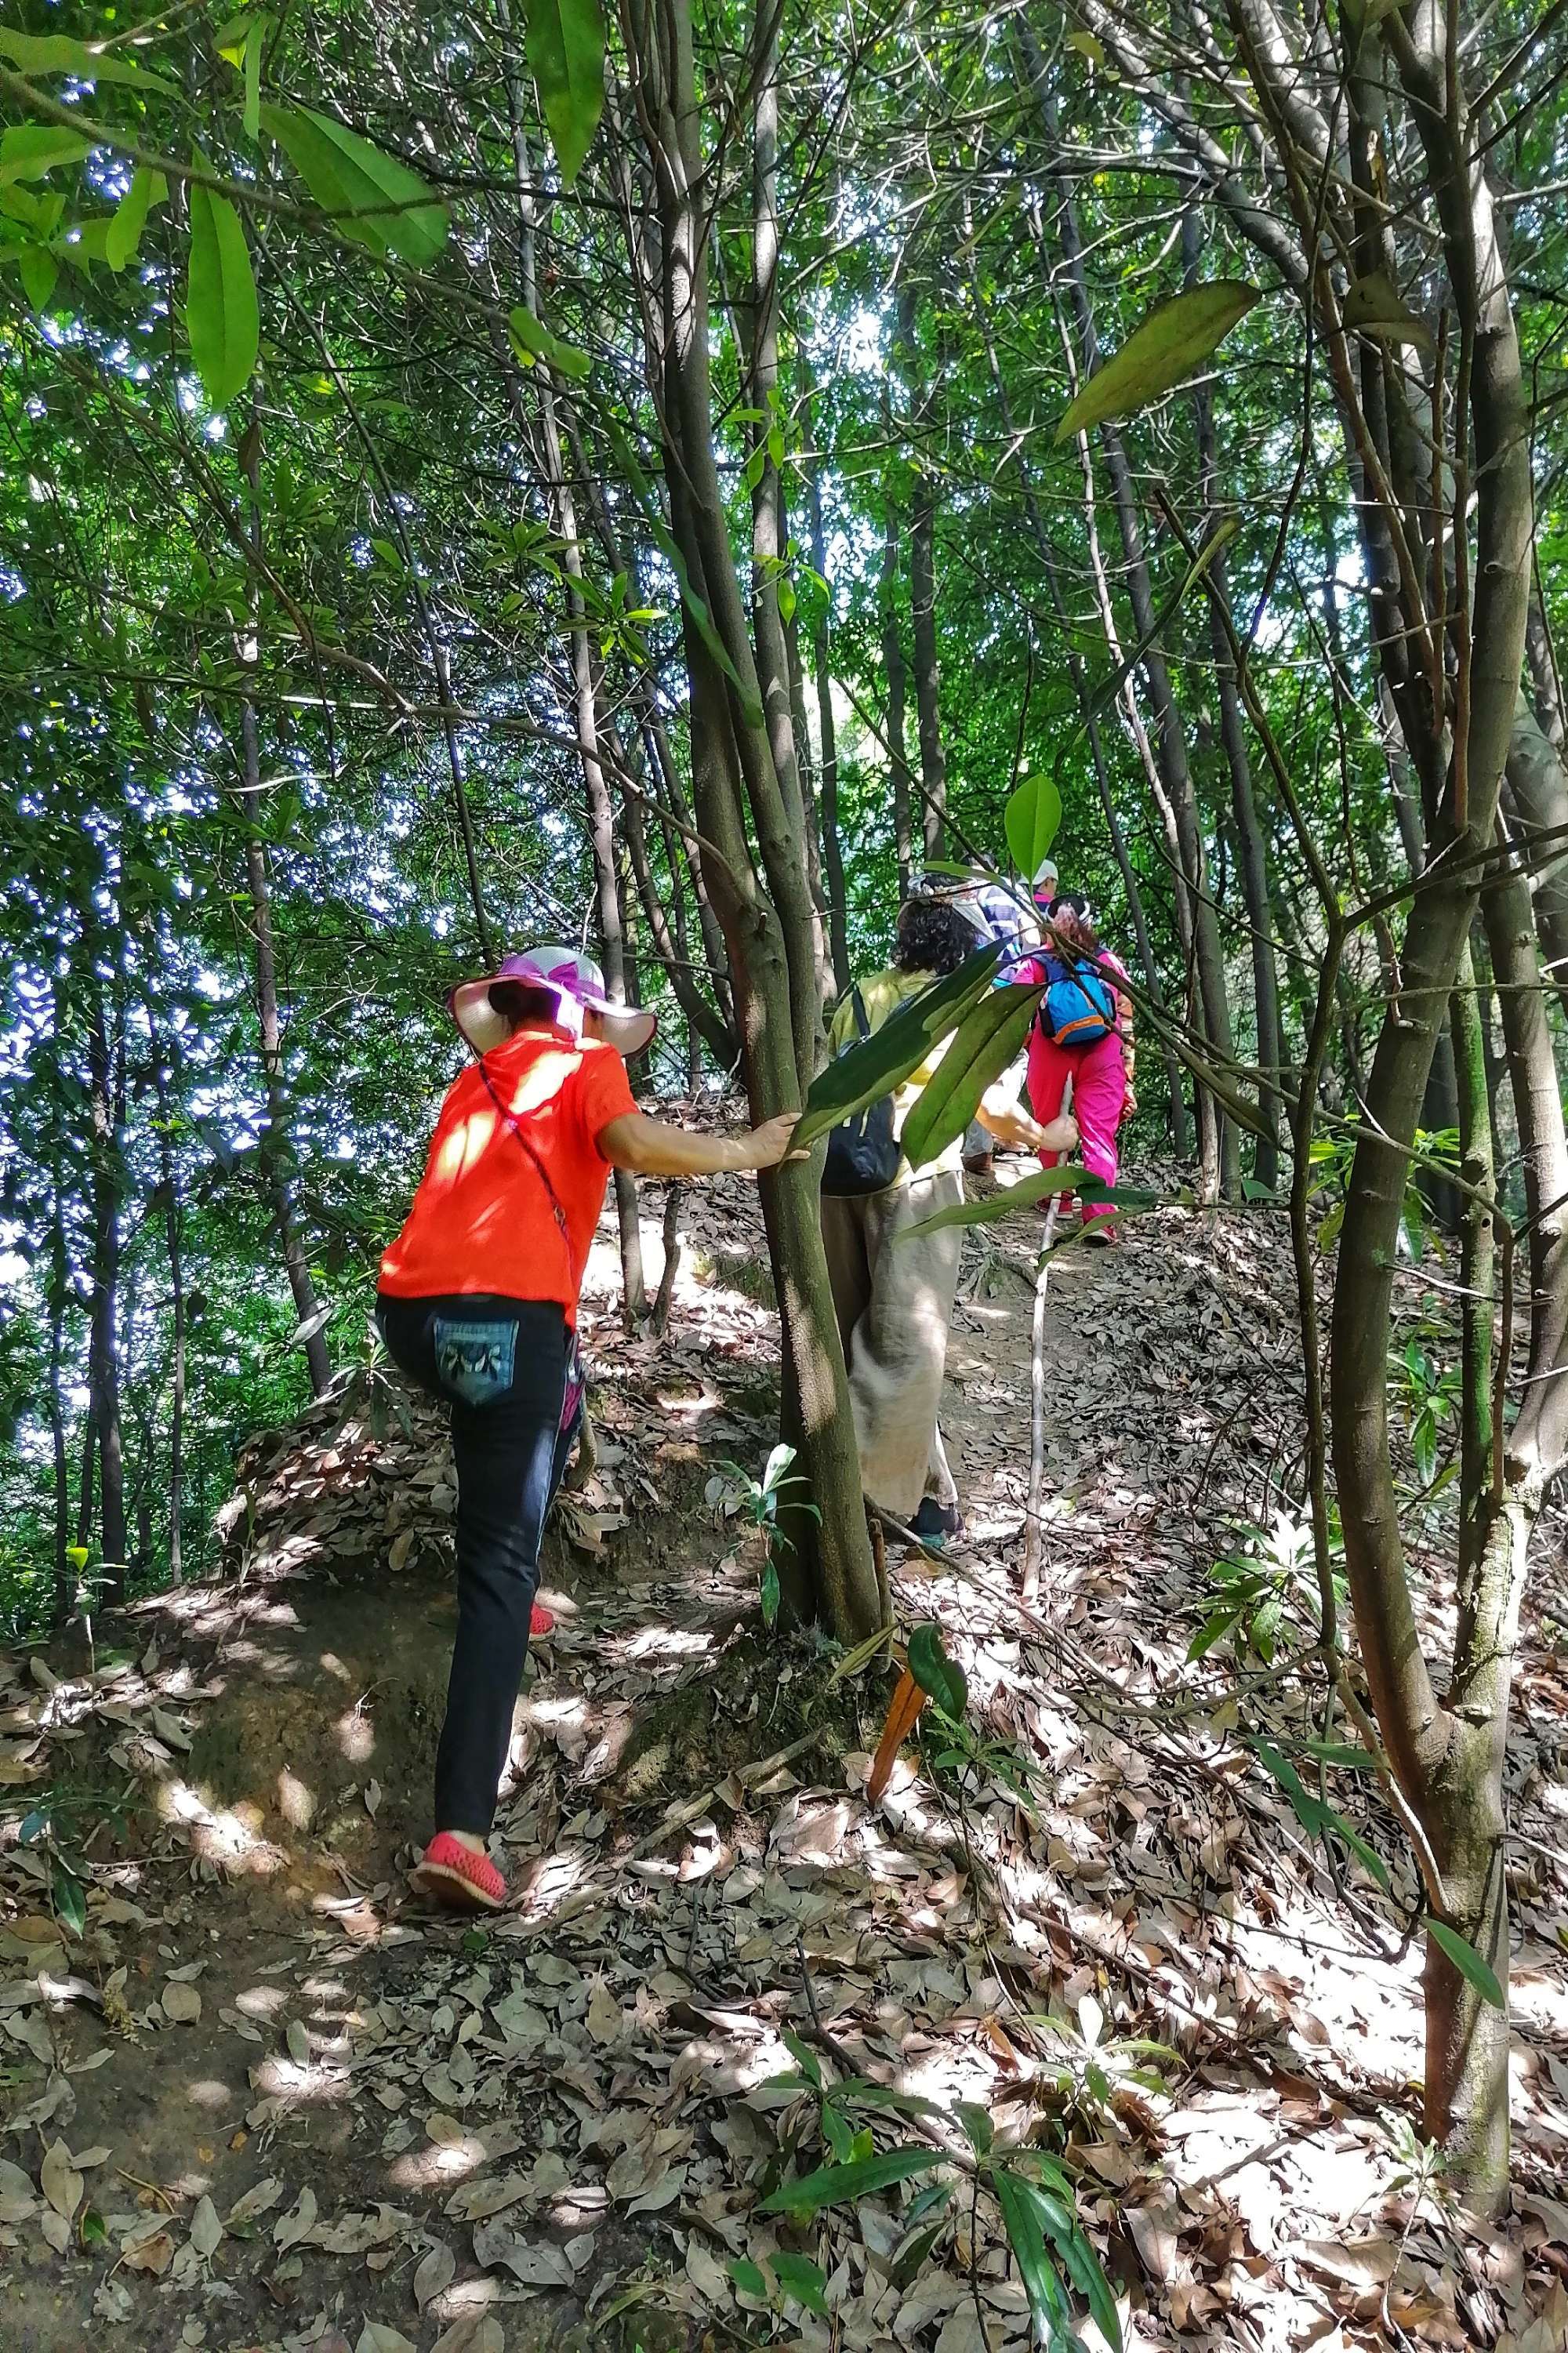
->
xmin=822 ymin=989 xmax=902 ymax=1197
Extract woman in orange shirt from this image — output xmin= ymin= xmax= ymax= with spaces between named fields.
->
xmin=378 ymin=946 xmax=796 ymax=1911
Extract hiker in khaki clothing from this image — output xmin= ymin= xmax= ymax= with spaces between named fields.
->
xmin=821 ymin=893 xmax=1077 ymax=1543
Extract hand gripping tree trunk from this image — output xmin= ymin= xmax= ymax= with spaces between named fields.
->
xmin=621 ymin=0 xmax=881 ymax=1639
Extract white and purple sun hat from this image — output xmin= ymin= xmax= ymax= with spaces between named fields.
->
xmin=449 ymin=946 xmax=657 ymax=1058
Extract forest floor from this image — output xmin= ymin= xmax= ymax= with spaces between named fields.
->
xmin=2 ymin=1161 xmax=1567 ymax=2353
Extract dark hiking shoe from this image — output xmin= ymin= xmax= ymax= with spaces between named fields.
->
xmin=911 ymin=1497 xmax=965 ymax=1546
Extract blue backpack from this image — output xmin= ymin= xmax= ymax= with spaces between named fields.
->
xmin=1039 ymin=954 xmax=1118 ymax=1049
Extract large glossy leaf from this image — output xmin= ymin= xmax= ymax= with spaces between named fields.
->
xmin=900 ymin=982 xmax=1042 ymax=1172
xmin=759 ymin=2146 xmax=943 ymax=2216
xmin=0 ymin=30 xmax=179 ymax=93
xmin=901 ymin=1165 xmax=1086 ymax=1242
xmin=509 ymin=303 xmax=591 ymax=383
xmin=1341 ymin=269 xmax=1435 ymax=355
xmin=907 ymin=1622 xmax=967 ymax=1719
xmin=260 ymin=104 xmax=447 ymax=264
xmin=525 ymin=0 xmax=605 ymax=187
xmin=186 ymin=176 xmax=259 ymax=409
xmin=994 ymin=2170 xmax=1069 ymax=2339
xmin=793 ymin=946 xmax=1003 ymax=1152
xmin=105 ymin=165 xmax=167 ymax=272
xmin=1004 ymin=772 xmax=1061 ymax=883
xmin=0 ymin=125 xmax=92 ymax=187
xmin=1425 ymin=1917 xmax=1505 ymax=2010
xmin=1055 ymin=281 xmax=1259 ymax=443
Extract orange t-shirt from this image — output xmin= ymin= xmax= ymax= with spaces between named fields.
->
xmin=378 ymin=1030 xmax=638 ymax=1322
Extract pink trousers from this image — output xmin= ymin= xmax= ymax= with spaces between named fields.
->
xmin=1025 ymin=1029 xmax=1127 ymax=1219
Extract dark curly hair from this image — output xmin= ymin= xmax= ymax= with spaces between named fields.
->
xmin=895 ymin=893 xmax=978 ymax=977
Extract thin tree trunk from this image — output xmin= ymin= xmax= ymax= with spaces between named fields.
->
xmin=808 ymin=463 xmax=850 ymax=991
xmin=85 ymin=974 xmax=125 ymax=1600
xmin=897 ymin=287 xmax=947 ymax=860
xmin=238 ymin=409 xmax=331 ymax=1398
xmin=631 ymin=0 xmax=880 ymax=1637
xmin=1187 ymin=263 xmax=1282 ymax=1185
xmin=880 ymin=499 xmax=913 ymax=897
xmin=153 ymin=1038 xmax=186 ymax=1584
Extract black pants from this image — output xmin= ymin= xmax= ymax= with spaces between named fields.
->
xmin=376 ymin=1292 xmax=576 ymax=1836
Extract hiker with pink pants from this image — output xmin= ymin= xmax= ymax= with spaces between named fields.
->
xmin=1014 ymin=891 xmax=1136 ymax=1244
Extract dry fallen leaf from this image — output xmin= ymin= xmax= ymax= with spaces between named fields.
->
xmin=430 ymin=2318 xmax=506 ymax=2353
xmin=285 ymin=2017 xmax=311 ymax=2065
xmin=355 ymin=2326 xmax=418 ymax=2353
xmin=227 ymin=2175 xmax=285 ymax=2227
xmin=39 ymin=2139 xmax=82 ymax=2222
xmin=122 ymin=2225 xmax=176 ymax=2277
xmin=414 ymin=2240 xmax=457 ymax=2310
xmin=162 ymin=1981 xmax=202 ymax=2024
xmin=188 ymin=2194 xmax=223 ymax=2260
xmin=0 ymin=2159 xmax=38 ymax=2223
xmin=585 ymin=1981 xmax=624 ymax=2043
xmin=274 ymin=2185 xmax=318 ymax=2251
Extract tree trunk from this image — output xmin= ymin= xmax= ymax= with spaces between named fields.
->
xmin=880 ymin=499 xmax=913 ymax=898
xmin=628 ymin=0 xmax=880 ymax=1638
xmin=238 ymin=409 xmax=332 ymax=1399
xmin=808 ymin=463 xmax=851 ymax=992
xmin=898 ymin=289 xmax=946 ymax=861
xmin=152 ymin=1037 xmax=187 ymax=1584
xmin=85 ymin=974 xmax=125 ymax=1600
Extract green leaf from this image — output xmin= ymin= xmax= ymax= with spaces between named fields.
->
xmin=17 ymin=244 xmax=59 ymax=311
xmin=53 ymin=1864 xmax=86 ymax=1938
xmin=525 ymin=0 xmax=606 ymax=187
xmin=953 ymin=2101 xmax=993 ymax=2155
xmin=771 ymin=2251 xmax=828 ymax=2315
xmin=900 ymin=982 xmax=1043 ymax=1174
xmin=726 ymin=2255 xmax=768 ymax=2300
xmin=1066 ymin=27 xmax=1107 ymax=63
xmin=241 ymin=16 xmax=266 ymax=143
xmin=1004 ymin=771 xmax=1062 ymax=881
xmin=260 ymin=103 xmax=447 ymax=264
xmin=1185 ymin=1607 xmax=1240 ymax=1662
xmin=758 ymin=2146 xmax=944 ymax=2216
xmin=105 ymin=165 xmax=167 ymax=271
xmin=78 ymin=2206 xmax=107 ymax=2248
xmin=186 ymin=172 xmax=259 ymax=409
xmin=908 ymin=1622 xmax=967 ymax=1719
xmin=0 ymin=125 xmax=92 ymax=187
xmin=0 ymin=31 xmax=179 ymax=93
xmin=603 ymin=417 xmax=764 ymax=729
xmin=898 ymin=1164 xmax=1085 ymax=1242
xmin=1330 ymin=1810 xmax=1392 ymax=1894
xmin=1425 ymin=1916 xmax=1505 ymax=2010
xmin=995 ymin=2172 xmax=1071 ymax=2338
xmin=793 ymin=946 xmax=1002 ymax=1151
xmin=1341 ymin=269 xmax=1435 ymax=355
xmin=66 ymin=1543 xmax=89 ymax=1570
xmin=509 ymin=301 xmax=592 ymax=382
xmin=760 ymin=1553 xmax=780 ymax=1629
xmin=1055 ymin=281 xmax=1260 ymax=443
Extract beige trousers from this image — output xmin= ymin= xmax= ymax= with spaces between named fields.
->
xmin=821 ymin=1167 xmax=965 ymax=1519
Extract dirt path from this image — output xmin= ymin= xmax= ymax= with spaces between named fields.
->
xmin=3 ymin=1184 xmax=1566 ymax=2353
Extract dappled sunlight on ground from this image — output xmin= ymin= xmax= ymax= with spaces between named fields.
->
xmin=5 ymin=1182 xmax=1566 ymax=2350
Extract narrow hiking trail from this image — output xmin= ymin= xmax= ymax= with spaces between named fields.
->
xmin=2 ymin=1167 xmax=1567 ymax=2353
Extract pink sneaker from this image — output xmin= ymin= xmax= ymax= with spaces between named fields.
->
xmin=410 ymin=1832 xmax=507 ymax=1912
xmin=530 ymin=1600 xmax=554 ymax=1637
